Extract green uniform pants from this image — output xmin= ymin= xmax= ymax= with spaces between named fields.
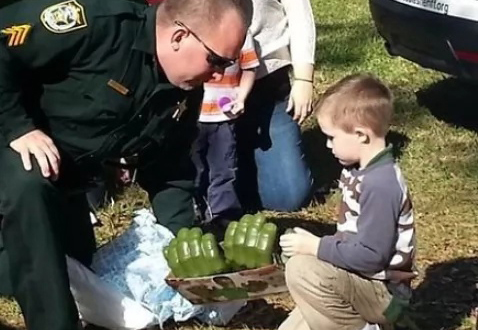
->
xmin=0 ymin=233 xmax=12 ymax=297
xmin=0 ymin=147 xmax=195 ymax=330
xmin=0 ymin=148 xmax=95 ymax=330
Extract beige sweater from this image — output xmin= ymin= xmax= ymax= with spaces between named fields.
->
xmin=249 ymin=0 xmax=316 ymax=79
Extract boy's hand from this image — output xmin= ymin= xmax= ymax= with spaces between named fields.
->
xmin=279 ymin=227 xmax=321 ymax=257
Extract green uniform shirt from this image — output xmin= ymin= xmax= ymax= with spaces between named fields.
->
xmin=0 ymin=0 xmax=201 ymax=232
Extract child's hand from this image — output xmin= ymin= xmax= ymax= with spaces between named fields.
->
xmin=223 ymin=100 xmax=245 ymax=119
xmin=279 ymin=227 xmax=321 ymax=257
xmin=230 ymin=100 xmax=245 ymax=116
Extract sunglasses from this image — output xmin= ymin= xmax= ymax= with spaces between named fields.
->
xmin=175 ymin=20 xmax=237 ymax=70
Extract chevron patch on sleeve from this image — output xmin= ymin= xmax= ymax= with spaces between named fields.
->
xmin=1 ymin=24 xmax=32 ymax=47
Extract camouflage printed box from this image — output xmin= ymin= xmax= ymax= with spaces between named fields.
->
xmin=165 ymin=263 xmax=287 ymax=304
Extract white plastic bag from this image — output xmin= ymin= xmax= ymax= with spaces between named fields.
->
xmin=67 ymin=257 xmax=156 ymax=330
xmin=91 ymin=209 xmax=245 ymax=327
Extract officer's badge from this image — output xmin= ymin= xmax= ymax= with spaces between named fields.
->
xmin=1 ymin=24 xmax=31 ymax=47
xmin=40 ymin=0 xmax=87 ymax=34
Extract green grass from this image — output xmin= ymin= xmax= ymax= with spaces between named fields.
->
xmin=3 ymin=0 xmax=478 ymax=329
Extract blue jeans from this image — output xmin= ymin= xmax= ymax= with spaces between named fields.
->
xmin=237 ymin=67 xmax=313 ymax=212
xmin=192 ymin=121 xmax=242 ymax=222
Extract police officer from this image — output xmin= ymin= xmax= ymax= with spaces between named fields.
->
xmin=0 ymin=0 xmax=250 ymax=329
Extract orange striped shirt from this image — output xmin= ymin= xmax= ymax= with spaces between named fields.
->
xmin=199 ymin=30 xmax=259 ymax=123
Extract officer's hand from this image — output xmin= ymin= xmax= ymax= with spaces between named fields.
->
xmin=9 ymin=130 xmax=61 ymax=180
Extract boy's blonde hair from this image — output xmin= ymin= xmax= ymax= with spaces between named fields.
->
xmin=315 ymin=74 xmax=393 ymax=137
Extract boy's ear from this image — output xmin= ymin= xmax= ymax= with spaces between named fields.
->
xmin=355 ymin=126 xmax=370 ymax=144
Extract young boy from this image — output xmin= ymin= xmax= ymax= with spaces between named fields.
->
xmin=192 ymin=31 xmax=259 ymax=229
xmin=279 ymin=74 xmax=417 ymax=330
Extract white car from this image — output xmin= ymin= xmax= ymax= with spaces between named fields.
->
xmin=370 ymin=0 xmax=478 ymax=79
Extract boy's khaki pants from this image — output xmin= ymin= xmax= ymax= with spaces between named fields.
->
xmin=279 ymin=255 xmax=392 ymax=330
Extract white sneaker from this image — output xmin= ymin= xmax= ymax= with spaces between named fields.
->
xmin=89 ymin=211 xmax=98 ymax=225
xmin=360 ymin=323 xmax=381 ymax=330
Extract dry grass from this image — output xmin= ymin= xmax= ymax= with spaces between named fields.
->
xmin=2 ymin=0 xmax=478 ymax=329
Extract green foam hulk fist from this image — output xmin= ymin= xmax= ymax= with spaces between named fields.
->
xmin=164 ymin=213 xmax=278 ymax=278
xmin=223 ymin=213 xmax=278 ymax=269
xmin=164 ymin=227 xmax=227 ymax=278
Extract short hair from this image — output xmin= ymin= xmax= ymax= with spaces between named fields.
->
xmin=156 ymin=0 xmax=252 ymax=31
xmin=315 ymin=73 xmax=393 ymax=137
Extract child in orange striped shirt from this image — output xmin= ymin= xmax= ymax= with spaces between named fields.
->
xmin=192 ymin=30 xmax=259 ymax=230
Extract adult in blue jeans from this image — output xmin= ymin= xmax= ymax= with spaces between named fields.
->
xmin=237 ymin=0 xmax=316 ymax=212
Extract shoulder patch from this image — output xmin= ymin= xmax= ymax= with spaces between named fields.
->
xmin=40 ymin=0 xmax=87 ymax=34
xmin=1 ymin=24 xmax=31 ymax=47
